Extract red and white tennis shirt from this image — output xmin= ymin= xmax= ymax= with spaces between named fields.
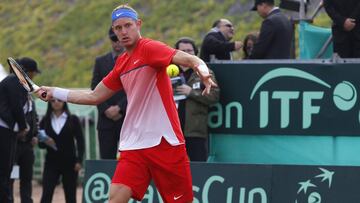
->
xmin=103 ymin=38 xmax=184 ymax=151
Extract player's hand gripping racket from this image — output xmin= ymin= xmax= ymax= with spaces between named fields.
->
xmin=7 ymin=57 xmax=47 ymax=98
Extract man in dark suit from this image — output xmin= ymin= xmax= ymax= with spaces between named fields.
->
xmin=91 ymin=27 xmax=127 ymax=159
xmin=0 ymin=57 xmax=40 ymax=203
xmin=324 ymin=0 xmax=360 ymax=58
xmin=10 ymin=58 xmax=40 ymax=203
xmin=200 ymin=19 xmax=243 ymax=62
xmin=249 ymin=0 xmax=293 ymax=59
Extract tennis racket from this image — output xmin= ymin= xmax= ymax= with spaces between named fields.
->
xmin=7 ymin=57 xmax=47 ymax=98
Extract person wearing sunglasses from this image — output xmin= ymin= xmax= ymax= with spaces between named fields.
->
xmin=39 ymin=99 xmax=84 ymax=203
xmin=200 ymin=18 xmax=243 ymax=62
xmin=90 ymin=27 xmax=127 ymax=160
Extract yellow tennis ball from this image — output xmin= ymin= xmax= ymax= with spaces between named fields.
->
xmin=166 ymin=64 xmax=180 ymax=77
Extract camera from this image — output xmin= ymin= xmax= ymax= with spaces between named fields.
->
xmin=171 ymin=76 xmax=186 ymax=101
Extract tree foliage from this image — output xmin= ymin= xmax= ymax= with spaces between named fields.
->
xmin=0 ymin=0 xmax=331 ymax=87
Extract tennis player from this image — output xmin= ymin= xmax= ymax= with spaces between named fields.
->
xmin=37 ymin=4 xmax=216 ymax=203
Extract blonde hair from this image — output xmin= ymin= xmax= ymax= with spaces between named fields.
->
xmin=113 ymin=4 xmax=138 ymax=15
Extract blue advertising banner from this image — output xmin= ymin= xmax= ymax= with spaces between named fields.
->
xmin=208 ymin=62 xmax=360 ymax=135
xmin=83 ymin=160 xmax=360 ymax=203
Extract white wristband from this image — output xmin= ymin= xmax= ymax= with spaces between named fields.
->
xmin=53 ymin=87 xmax=69 ymax=102
xmin=197 ymin=63 xmax=209 ymax=75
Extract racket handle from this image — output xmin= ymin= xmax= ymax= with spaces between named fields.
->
xmin=41 ymin=92 xmax=47 ymax=98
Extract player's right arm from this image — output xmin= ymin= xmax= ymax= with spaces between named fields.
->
xmin=36 ymin=82 xmax=116 ymax=105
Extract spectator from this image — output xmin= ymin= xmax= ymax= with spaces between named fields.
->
xmin=0 ymin=57 xmax=37 ymax=203
xmin=0 ymin=63 xmax=7 ymax=81
xmin=91 ymin=27 xmax=127 ymax=159
xmin=200 ymin=19 xmax=243 ymax=62
xmin=175 ymin=37 xmax=220 ymax=161
xmin=243 ymin=32 xmax=259 ymax=59
xmin=36 ymin=4 xmax=216 ymax=202
xmin=10 ymin=58 xmax=41 ymax=203
xmin=324 ymin=0 xmax=360 ymax=58
xmin=249 ymin=0 xmax=293 ymax=59
xmin=39 ymin=100 xmax=84 ymax=203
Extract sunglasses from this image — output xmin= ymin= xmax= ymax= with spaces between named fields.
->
xmin=110 ymin=35 xmax=119 ymax=42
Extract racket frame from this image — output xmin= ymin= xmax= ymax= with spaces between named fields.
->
xmin=7 ymin=57 xmax=40 ymax=92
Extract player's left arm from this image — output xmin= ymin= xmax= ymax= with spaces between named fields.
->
xmin=172 ymin=50 xmax=218 ymax=95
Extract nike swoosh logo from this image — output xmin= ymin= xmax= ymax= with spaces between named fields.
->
xmin=174 ymin=195 xmax=183 ymax=200
xmin=133 ymin=59 xmax=140 ymax=65
xmin=116 ymin=13 xmax=123 ymax=17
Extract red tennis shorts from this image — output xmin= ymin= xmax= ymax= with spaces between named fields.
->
xmin=112 ymin=138 xmax=193 ymax=202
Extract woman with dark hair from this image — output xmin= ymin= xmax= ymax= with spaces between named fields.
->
xmin=243 ymin=32 xmax=259 ymax=59
xmin=39 ymin=99 xmax=84 ymax=203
